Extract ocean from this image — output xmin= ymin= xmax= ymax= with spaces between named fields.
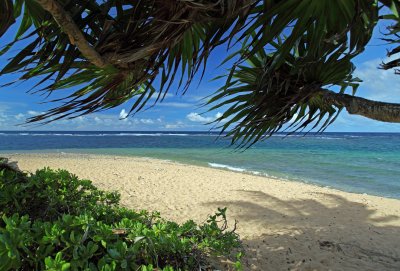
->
xmin=1 ymin=131 xmax=399 ymax=199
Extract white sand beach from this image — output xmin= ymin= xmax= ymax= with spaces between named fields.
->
xmin=6 ymin=153 xmax=400 ymax=271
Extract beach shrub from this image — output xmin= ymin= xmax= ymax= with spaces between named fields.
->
xmin=0 ymin=166 xmax=121 ymax=221
xmin=0 ymin=159 xmax=242 ymax=270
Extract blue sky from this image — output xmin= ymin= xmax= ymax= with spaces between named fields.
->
xmin=1 ymin=20 xmax=400 ymax=132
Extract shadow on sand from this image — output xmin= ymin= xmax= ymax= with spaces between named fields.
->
xmin=204 ymin=190 xmax=400 ymax=271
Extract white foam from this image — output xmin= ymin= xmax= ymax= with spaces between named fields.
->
xmin=208 ymin=163 xmax=247 ymax=172
xmin=207 ymin=163 xmax=278 ymax=179
xmin=53 ymin=133 xmax=75 ymax=136
xmin=315 ymin=136 xmax=342 ymax=140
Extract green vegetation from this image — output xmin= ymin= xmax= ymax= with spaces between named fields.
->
xmin=1 ymin=1 xmax=400 ymax=146
xmin=0 ymin=158 xmax=242 ymax=270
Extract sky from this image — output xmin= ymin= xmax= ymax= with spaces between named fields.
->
xmin=1 ymin=17 xmax=400 ymax=132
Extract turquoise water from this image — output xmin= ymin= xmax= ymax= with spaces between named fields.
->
xmin=1 ymin=131 xmax=400 ymax=198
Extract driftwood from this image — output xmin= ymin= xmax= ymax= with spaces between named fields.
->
xmin=0 ymin=157 xmax=21 ymax=172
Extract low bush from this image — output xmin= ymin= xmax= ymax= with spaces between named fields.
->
xmin=0 ymin=158 xmax=242 ymax=270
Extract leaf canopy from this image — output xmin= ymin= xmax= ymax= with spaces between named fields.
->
xmin=0 ymin=0 xmax=399 ymax=145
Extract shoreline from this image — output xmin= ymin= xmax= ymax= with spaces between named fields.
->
xmin=3 ymin=153 xmax=400 ymax=270
xmin=2 ymin=150 xmax=399 ymax=200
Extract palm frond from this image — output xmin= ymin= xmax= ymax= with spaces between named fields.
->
xmin=0 ymin=0 xmax=14 ymax=38
xmin=208 ymin=29 xmax=361 ymax=147
xmin=380 ymin=1 xmax=400 ymax=73
xmin=1 ymin=0 xmax=400 ymax=146
xmin=1 ymin=0 xmax=252 ymax=122
xmin=235 ymin=0 xmax=378 ymax=70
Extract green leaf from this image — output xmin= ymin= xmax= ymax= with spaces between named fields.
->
xmin=61 ymin=263 xmax=71 ymax=271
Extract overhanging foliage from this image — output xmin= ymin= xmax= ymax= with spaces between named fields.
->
xmin=1 ymin=0 xmax=400 ymax=145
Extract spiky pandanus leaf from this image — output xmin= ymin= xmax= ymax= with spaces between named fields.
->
xmin=1 ymin=0 xmax=400 ymax=145
xmin=208 ymin=30 xmax=362 ymax=147
xmin=380 ymin=1 xmax=400 ymax=72
xmin=205 ymin=0 xmax=383 ymax=147
xmin=1 ymin=0 xmax=252 ymax=122
xmin=236 ymin=0 xmax=379 ymax=70
xmin=0 ymin=0 xmax=14 ymax=38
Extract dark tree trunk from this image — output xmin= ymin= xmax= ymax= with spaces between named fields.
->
xmin=322 ymin=90 xmax=400 ymax=123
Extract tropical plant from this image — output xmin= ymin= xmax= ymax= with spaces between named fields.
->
xmin=0 ymin=158 xmax=242 ymax=270
xmin=1 ymin=0 xmax=400 ymax=145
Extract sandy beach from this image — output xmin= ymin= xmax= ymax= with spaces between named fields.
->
xmin=5 ymin=153 xmax=400 ymax=271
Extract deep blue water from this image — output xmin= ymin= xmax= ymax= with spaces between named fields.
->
xmin=1 ymin=131 xmax=400 ymax=199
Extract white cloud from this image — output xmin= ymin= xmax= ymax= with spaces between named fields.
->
xmin=158 ymin=102 xmax=194 ymax=108
xmin=0 ymin=103 xmax=167 ymax=131
xmin=186 ymin=112 xmax=222 ymax=123
xmin=165 ymin=121 xmax=185 ymax=129
xmin=140 ymin=118 xmax=154 ymax=124
xmin=27 ymin=110 xmax=40 ymax=116
xmin=355 ymin=56 xmax=400 ymax=103
xmin=187 ymin=112 xmax=208 ymax=122
xmin=215 ymin=112 xmax=223 ymax=119
xmin=15 ymin=113 xmax=25 ymax=120
xmin=150 ymin=92 xmax=174 ymax=100
xmin=119 ymin=109 xmax=128 ymax=119
xmin=94 ymin=117 xmax=102 ymax=124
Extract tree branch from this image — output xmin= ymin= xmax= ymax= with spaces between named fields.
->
xmin=322 ymin=90 xmax=400 ymax=123
xmin=0 ymin=0 xmax=14 ymax=38
xmin=35 ymin=0 xmax=108 ymax=68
